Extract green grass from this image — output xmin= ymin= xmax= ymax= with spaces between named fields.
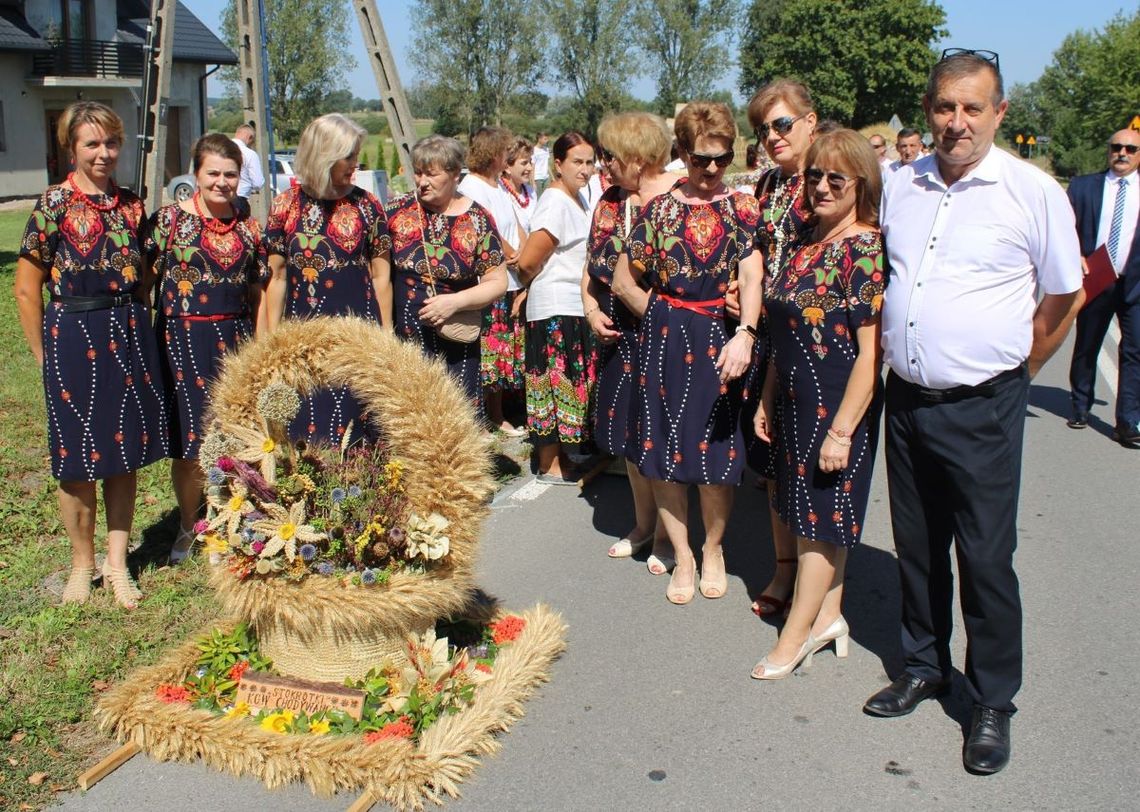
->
xmin=0 ymin=208 xmax=218 ymax=810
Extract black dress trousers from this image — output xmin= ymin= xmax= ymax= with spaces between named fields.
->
xmin=884 ymin=366 xmax=1030 ymax=713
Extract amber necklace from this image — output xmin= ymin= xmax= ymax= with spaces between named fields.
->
xmin=192 ymin=192 xmax=238 ymax=234
xmin=500 ymin=177 xmax=531 ymax=207
xmin=67 ymin=172 xmax=118 ymax=211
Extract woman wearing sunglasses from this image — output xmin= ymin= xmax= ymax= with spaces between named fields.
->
xmin=612 ymin=102 xmax=763 ymax=604
xmin=583 ymin=112 xmax=681 ymax=567
xmin=750 ymin=129 xmax=885 ymax=679
xmin=742 ymin=78 xmax=819 ymax=619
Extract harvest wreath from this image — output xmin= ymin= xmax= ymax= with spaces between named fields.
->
xmin=93 ymin=319 xmax=567 ymax=809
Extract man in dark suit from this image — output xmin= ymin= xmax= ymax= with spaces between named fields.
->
xmin=1066 ymin=127 xmax=1140 ymax=446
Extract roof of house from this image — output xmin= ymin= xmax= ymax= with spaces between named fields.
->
xmin=0 ymin=1 xmax=236 ymax=64
xmin=118 ymin=1 xmax=238 ymax=65
xmin=0 ymin=7 xmax=50 ymax=53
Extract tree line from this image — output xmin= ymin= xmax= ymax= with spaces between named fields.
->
xmin=214 ymin=0 xmax=1136 ymax=177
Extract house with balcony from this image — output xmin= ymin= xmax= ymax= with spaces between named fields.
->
xmin=0 ymin=0 xmax=236 ymax=199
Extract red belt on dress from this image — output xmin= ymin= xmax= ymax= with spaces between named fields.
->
xmin=656 ymin=293 xmax=725 ymax=319
xmin=175 ymin=311 xmax=248 ymax=322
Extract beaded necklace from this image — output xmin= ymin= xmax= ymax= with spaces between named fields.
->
xmin=192 ymin=192 xmax=239 ymax=234
xmin=500 ymin=177 xmax=530 ymax=208
xmin=67 ymin=172 xmax=119 ymax=211
xmin=761 ymin=170 xmax=805 ymax=292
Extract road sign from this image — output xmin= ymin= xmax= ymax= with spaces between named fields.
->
xmin=1015 ymin=134 xmax=1024 ymax=144
xmin=1027 ymin=136 xmax=1037 ymax=145
xmin=889 ymin=114 xmax=903 ymax=131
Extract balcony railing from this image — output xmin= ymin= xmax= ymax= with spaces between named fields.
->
xmin=31 ymin=39 xmax=144 ymax=79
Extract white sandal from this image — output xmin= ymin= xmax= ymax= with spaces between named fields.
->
xmin=607 ymin=532 xmax=653 ymax=558
xmin=169 ymin=526 xmax=196 ymax=564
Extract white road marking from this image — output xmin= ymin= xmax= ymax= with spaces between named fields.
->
xmin=511 ymin=479 xmax=551 ymax=502
xmin=1098 ymin=321 xmax=1122 ymax=398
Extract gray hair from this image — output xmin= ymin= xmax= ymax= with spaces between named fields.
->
xmin=411 ymin=135 xmax=465 ymax=176
xmin=925 ymin=53 xmax=1004 ymax=108
xmin=294 ymin=113 xmax=366 ymax=199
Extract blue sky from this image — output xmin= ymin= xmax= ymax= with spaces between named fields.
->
xmin=190 ymin=0 xmax=1135 ymax=100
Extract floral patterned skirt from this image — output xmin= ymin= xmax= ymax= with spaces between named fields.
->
xmin=524 ymin=316 xmax=596 ymax=448
xmin=480 ymin=291 xmax=525 ymax=391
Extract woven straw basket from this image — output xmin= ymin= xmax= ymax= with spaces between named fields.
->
xmin=204 ymin=318 xmax=495 ymax=682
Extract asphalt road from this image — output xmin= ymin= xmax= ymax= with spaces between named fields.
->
xmin=60 ymin=329 xmax=1139 ymax=810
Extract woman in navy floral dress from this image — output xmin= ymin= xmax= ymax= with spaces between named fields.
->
xmin=742 ymin=79 xmax=820 ymax=619
xmin=750 ymin=130 xmax=885 ymax=680
xmin=613 ymin=103 xmax=763 ymax=605
xmin=147 ymin=134 xmax=262 ymax=562
xmin=383 ymin=136 xmax=507 ymax=411
xmin=14 ymin=102 xmax=166 ymax=607
xmin=584 ymin=112 xmax=680 ymax=567
xmin=263 ymin=114 xmax=391 ymax=446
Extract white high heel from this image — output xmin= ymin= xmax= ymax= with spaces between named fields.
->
xmin=809 ymin=615 xmax=850 ymax=659
xmin=169 ymin=526 xmax=196 ymax=564
xmin=607 ymin=532 xmax=654 ymax=558
xmin=751 ymin=636 xmax=817 ymax=680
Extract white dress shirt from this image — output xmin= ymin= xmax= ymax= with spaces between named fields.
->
xmin=233 ymin=138 xmax=264 ymax=197
xmin=881 ymin=147 xmax=1082 ymax=389
xmin=458 ymin=173 xmax=522 ymax=290
xmin=526 ymin=187 xmax=589 ymax=321
xmin=532 ymin=146 xmax=551 ymax=181
xmin=1095 ymin=171 xmax=1138 ymax=273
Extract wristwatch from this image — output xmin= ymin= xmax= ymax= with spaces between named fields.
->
xmin=734 ymin=323 xmax=759 ymax=339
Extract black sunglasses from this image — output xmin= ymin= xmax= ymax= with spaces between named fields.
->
xmin=1109 ymin=143 xmax=1139 ymax=155
xmin=755 ymin=114 xmax=805 ymax=140
xmin=804 ymin=167 xmax=856 ymax=193
xmin=688 ymin=150 xmax=734 ymax=169
xmin=940 ymin=48 xmax=1000 ymax=72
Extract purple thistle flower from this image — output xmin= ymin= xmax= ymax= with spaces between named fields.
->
xmin=331 ymin=487 xmax=346 ymax=503
xmin=315 ymin=561 xmax=334 ymax=575
xmin=361 ymin=569 xmax=377 ymax=585
xmin=299 ymin=543 xmax=317 ymax=561
xmin=206 ymin=466 xmax=227 ymax=485
xmin=348 ymin=485 xmax=362 ymax=498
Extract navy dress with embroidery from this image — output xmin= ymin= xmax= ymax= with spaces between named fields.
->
xmin=383 ymin=193 xmax=504 ymax=411
xmin=263 ymin=185 xmax=390 ymax=444
xmin=147 ymin=204 xmax=262 ymax=459
xmin=765 ymin=231 xmax=886 ymax=547
xmin=19 ymin=185 xmax=167 ymax=481
xmin=624 ymin=190 xmax=761 ymax=484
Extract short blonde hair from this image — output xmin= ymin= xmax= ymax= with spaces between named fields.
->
xmin=57 ymin=101 xmax=124 ymax=155
xmin=597 ymin=112 xmax=671 ymax=170
xmin=294 ymin=114 xmax=366 ymax=199
xmin=506 ymin=136 xmax=533 ymax=165
xmin=747 ymin=79 xmax=815 ymax=132
xmin=803 ymin=129 xmax=882 ymax=226
xmin=411 ymin=135 xmax=465 ymax=176
xmin=466 ymin=126 xmax=513 ymax=175
xmin=673 ymin=102 xmax=736 ymax=153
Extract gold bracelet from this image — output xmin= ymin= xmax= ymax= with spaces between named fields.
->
xmin=826 ymin=428 xmax=852 ymax=446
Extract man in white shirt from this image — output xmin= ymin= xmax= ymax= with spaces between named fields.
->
xmin=868 ymin=133 xmax=891 ymax=169
xmin=532 ymin=132 xmax=551 ymax=194
xmin=864 ymin=51 xmax=1082 ymax=776
xmin=1065 ymin=128 xmax=1140 ymax=444
xmin=232 ymin=124 xmax=265 ymax=200
xmin=885 ymin=128 xmax=923 ymax=174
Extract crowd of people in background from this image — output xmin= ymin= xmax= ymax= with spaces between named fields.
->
xmin=17 ymin=47 xmax=1140 ymax=777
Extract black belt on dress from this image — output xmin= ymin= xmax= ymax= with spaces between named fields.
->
xmin=50 ymin=293 xmax=135 ymax=313
xmin=893 ymin=364 xmax=1026 ymax=404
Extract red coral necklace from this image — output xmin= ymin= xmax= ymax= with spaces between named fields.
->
xmin=500 ymin=178 xmax=530 ymax=207
xmin=192 ymin=193 xmax=239 ymax=234
xmin=67 ymin=172 xmax=119 ymax=211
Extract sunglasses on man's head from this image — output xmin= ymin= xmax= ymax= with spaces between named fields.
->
xmin=755 ymin=114 xmax=805 ymax=140
xmin=804 ymin=167 xmax=856 ymax=193
xmin=940 ymin=48 xmax=1000 ymax=72
xmin=1110 ymin=143 xmax=1139 ymax=155
xmin=688 ymin=150 xmax=734 ymax=169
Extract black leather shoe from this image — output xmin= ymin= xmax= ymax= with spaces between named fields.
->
xmin=862 ymin=674 xmax=950 ymax=717
xmin=1066 ymin=414 xmax=1088 ymax=429
xmin=964 ymin=705 xmax=1011 ymax=774
xmin=1113 ymin=424 xmax=1140 ymax=449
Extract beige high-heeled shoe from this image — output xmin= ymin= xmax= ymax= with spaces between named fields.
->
xmin=698 ymin=546 xmax=728 ymax=599
xmin=102 ymin=562 xmax=142 ymax=609
xmin=607 ymin=532 xmax=654 ymax=558
xmin=809 ymin=615 xmax=850 ymax=659
xmin=61 ymin=566 xmax=95 ymax=604
xmin=666 ymin=561 xmax=698 ymax=605
xmin=751 ymin=635 xmax=817 ymax=680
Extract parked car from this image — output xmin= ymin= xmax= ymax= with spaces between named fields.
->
xmin=164 ymin=152 xmax=296 ymax=202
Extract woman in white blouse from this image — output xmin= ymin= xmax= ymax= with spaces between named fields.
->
xmin=517 ymin=132 xmax=597 ymax=484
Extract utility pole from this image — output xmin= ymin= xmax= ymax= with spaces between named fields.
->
xmin=135 ymin=0 xmax=176 ymax=212
xmin=234 ymin=0 xmax=273 ymax=222
xmin=353 ymin=0 xmax=416 ymax=179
